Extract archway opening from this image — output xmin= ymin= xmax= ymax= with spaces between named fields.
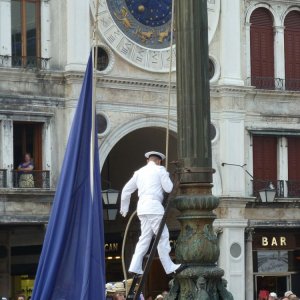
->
xmin=101 ymin=126 xmax=179 ymax=295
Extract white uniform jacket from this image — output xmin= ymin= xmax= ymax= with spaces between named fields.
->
xmin=120 ymin=161 xmax=173 ymax=216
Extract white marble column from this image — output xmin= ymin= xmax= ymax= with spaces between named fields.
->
xmin=65 ymin=0 xmax=90 ymax=71
xmin=220 ymin=112 xmax=246 ymax=197
xmin=245 ymin=228 xmax=254 ymax=300
xmin=0 ymin=0 xmax=12 ymax=67
xmin=0 ymin=120 xmax=13 ymax=187
xmin=274 ymin=26 xmax=285 ymax=87
xmin=219 ymin=0 xmax=244 ymax=86
xmin=214 ymin=218 xmax=248 ymax=300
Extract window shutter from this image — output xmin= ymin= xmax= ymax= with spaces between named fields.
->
xmin=253 ymin=135 xmax=277 ymax=182
xmin=288 ymin=137 xmax=300 ymax=180
xmin=250 ymin=8 xmax=274 ymax=89
xmin=284 ymin=11 xmax=300 ymax=90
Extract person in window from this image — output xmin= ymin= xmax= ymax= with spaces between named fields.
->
xmin=18 ymin=153 xmax=34 ymax=188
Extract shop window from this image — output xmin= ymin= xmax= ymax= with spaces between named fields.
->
xmin=252 ymin=135 xmax=277 ymax=196
xmin=284 ymin=11 xmax=300 ymax=91
xmin=11 ymin=0 xmax=41 ymax=68
xmin=250 ymin=8 xmax=275 ymax=89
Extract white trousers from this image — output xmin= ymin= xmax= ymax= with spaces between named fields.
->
xmin=128 ymin=214 xmax=180 ymax=275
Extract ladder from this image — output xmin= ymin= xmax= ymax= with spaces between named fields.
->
xmin=126 ymin=184 xmax=177 ymax=300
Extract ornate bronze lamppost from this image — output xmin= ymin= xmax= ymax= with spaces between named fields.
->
xmin=168 ymin=0 xmax=234 ymax=299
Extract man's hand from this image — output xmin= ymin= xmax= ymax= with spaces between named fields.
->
xmin=120 ymin=211 xmax=127 ymax=218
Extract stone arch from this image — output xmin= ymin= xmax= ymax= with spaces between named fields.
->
xmin=282 ymin=5 xmax=300 ymax=23
xmin=245 ymin=3 xmax=279 ymax=80
xmin=245 ymin=3 xmax=280 ymax=26
xmin=99 ymin=116 xmax=177 ymax=168
xmin=98 ymin=116 xmax=222 ymax=195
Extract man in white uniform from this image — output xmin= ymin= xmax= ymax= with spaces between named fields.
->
xmin=120 ymin=151 xmax=184 ymax=276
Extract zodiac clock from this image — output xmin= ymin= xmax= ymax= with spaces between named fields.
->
xmin=98 ymin=0 xmax=220 ymax=72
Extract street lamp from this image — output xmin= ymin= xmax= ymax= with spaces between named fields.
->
xmin=259 ymin=182 xmax=276 ymax=202
xmin=102 ymin=189 xmax=119 ymax=221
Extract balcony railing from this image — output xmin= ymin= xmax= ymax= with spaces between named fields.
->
xmin=0 ymin=55 xmax=50 ymax=69
xmin=0 ymin=169 xmax=7 ymax=188
xmin=286 ymin=180 xmax=300 ymax=198
xmin=246 ymin=76 xmax=300 ymax=91
xmin=252 ymin=179 xmax=300 ymax=199
xmin=12 ymin=170 xmax=50 ymax=189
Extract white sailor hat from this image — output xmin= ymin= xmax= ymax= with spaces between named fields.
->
xmin=145 ymin=151 xmax=166 ymax=160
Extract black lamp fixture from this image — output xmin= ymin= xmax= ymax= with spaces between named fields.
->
xmin=102 ymin=188 xmax=120 ymax=221
xmin=259 ymin=182 xmax=276 ymax=203
xmin=102 ymin=189 xmax=119 ymax=221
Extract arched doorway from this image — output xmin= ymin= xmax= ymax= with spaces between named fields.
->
xmin=101 ymin=126 xmax=179 ymax=297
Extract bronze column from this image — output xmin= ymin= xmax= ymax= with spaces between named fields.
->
xmin=168 ymin=0 xmax=234 ymax=299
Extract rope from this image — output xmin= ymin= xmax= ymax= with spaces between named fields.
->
xmin=165 ymin=0 xmax=175 ymax=170
xmin=90 ymin=0 xmax=175 ymax=294
xmin=122 ymin=1 xmax=175 ymax=296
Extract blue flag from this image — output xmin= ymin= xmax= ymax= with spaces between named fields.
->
xmin=32 ymin=53 xmax=106 ymax=300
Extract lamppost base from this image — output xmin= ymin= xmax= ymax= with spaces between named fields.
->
xmin=167 ymin=265 xmax=234 ymax=300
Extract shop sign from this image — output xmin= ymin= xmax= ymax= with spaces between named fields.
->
xmin=261 ymin=236 xmax=287 ymax=247
xmin=253 ymin=233 xmax=296 ymax=250
xmin=105 ymin=243 xmax=119 ymax=253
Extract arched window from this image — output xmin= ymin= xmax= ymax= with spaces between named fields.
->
xmin=284 ymin=10 xmax=300 ymax=91
xmin=250 ymin=8 xmax=274 ymax=89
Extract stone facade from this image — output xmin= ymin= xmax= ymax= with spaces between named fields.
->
xmin=0 ymin=0 xmax=300 ymax=299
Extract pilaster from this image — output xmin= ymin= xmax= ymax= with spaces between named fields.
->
xmin=43 ymin=120 xmax=52 ymax=187
xmin=214 ymin=218 xmax=248 ymax=300
xmin=274 ymin=26 xmax=285 ymax=83
xmin=219 ymin=0 xmax=244 ymax=86
xmin=278 ymin=137 xmax=288 ymax=197
xmin=41 ymin=0 xmax=51 ymax=63
xmin=0 ymin=0 xmax=11 ymax=66
xmin=245 ymin=228 xmax=254 ymax=300
xmin=220 ymin=112 xmax=246 ymax=196
xmin=0 ymin=120 xmax=13 ymax=187
xmin=65 ymin=0 xmax=90 ymax=71
xmin=214 ymin=197 xmax=248 ymax=299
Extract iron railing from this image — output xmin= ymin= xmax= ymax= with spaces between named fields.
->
xmin=0 ymin=169 xmax=7 ymax=188
xmin=286 ymin=180 xmax=300 ymax=198
xmin=246 ymin=76 xmax=300 ymax=91
xmin=252 ymin=179 xmax=300 ymax=199
xmin=12 ymin=170 xmax=50 ymax=189
xmin=0 ymin=55 xmax=50 ymax=69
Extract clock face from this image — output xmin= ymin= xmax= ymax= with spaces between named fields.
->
xmin=107 ymin=0 xmax=174 ymax=50
xmin=98 ymin=0 xmax=220 ymax=72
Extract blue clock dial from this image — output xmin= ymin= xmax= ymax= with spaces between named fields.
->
xmin=125 ymin=0 xmax=172 ymax=27
xmin=107 ymin=0 xmax=174 ymax=49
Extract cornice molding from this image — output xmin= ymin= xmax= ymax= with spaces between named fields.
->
xmin=0 ymin=95 xmax=65 ymax=108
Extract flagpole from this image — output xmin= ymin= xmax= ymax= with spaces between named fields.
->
xmin=90 ymin=1 xmax=100 ymax=200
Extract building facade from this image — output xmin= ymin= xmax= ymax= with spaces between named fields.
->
xmin=0 ymin=0 xmax=300 ymax=299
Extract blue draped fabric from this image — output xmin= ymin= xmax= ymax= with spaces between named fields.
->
xmin=125 ymin=0 xmax=172 ymax=27
xmin=31 ymin=53 xmax=106 ymax=300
